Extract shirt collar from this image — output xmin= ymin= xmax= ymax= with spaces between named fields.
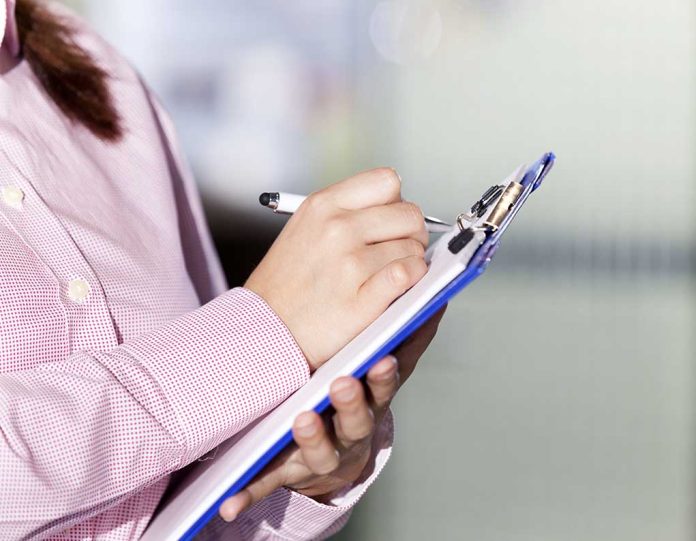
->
xmin=1 ymin=0 xmax=20 ymax=57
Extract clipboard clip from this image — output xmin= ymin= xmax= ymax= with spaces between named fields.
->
xmin=454 ymin=183 xmax=505 ymax=231
xmin=449 ymin=178 xmax=523 ymax=254
xmin=448 ymin=183 xmax=503 ymax=254
xmin=471 ymin=184 xmax=505 ymax=218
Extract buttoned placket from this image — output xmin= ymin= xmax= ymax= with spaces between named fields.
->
xmin=0 ymin=136 xmax=120 ymax=353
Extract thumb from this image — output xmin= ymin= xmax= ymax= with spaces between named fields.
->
xmin=219 ymin=461 xmax=288 ymax=522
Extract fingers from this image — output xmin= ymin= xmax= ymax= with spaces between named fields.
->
xmin=365 ymin=356 xmax=400 ymax=419
xmin=318 ymin=167 xmax=402 ymax=210
xmin=350 ymin=202 xmax=428 ymax=247
xmin=330 ymin=378 xmax=375 ymax=448
xmin=358 ymin=238 xmax=426 ymax=278
xmin=220 ymin=410 xmax=344 ymax=523
xmin=219 ymin=370 xmax=402 ymax=524
xmin=219 ymin=458 xmax=286 ymax=522
xmin=220 ymin=491 xmax=252 ymax=522
xmin=358 ymin=255 xmax=428 ymax=310
xmin=292 ymin=411 xmax=340 ymax=475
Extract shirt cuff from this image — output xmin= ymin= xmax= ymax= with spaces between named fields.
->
xmin=235 ymin=409 xmax=395 ymax=541
xmin=114 ymin=287 xmax=310 ymax=465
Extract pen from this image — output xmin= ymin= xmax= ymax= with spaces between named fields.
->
xmin=259 ymin=192 xmax=452 ymax=233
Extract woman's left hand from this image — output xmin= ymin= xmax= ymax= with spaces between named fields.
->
xmin=218 ymin=306 xmax=446 ymax=522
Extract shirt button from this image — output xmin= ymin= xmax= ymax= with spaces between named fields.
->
xmin=68 ymin=279 xmax=91 ymax=303
xmin=1 ymin=186 xmax=25 ymax=210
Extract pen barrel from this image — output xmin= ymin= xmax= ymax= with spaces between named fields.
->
xmin=273 ymin=193 xmax=307 ymax=214
xmin=425 ymin=222 xmax=453 ymax=234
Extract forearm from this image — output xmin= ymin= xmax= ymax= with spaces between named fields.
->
xmin=0 ymin=288 xmax=309 ymax=538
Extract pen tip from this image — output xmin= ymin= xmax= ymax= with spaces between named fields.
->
xmin=259 ymin=192 xmax=271 ymax=207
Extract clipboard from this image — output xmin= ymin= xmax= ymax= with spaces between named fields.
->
xmin=142 ymin=152 xmax=556 ymax=540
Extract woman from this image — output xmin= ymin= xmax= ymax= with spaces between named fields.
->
xmin=0 ymin=1 xmax=443 ymax=539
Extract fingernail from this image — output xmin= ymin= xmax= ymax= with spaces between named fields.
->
xmin=391 ymin=167 xmax=402 ymax=183
xmin=333 ymin=379 xmax=357 ymax=402
xmin=295 ymin=414 xmax=316 ymax=437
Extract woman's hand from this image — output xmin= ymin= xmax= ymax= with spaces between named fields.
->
xmin=218 ymin=306 xmax=446 ymax=522
xmin=245 ymin=168 xmax=428 ymax=371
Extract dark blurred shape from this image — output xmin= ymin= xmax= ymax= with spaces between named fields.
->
xmin=203 ymin=197 xmax=284 ymax=288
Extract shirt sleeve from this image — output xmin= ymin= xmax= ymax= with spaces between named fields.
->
xmin=0 ymin=287 xmax=309 ymax=539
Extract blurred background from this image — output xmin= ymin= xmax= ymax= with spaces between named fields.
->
xmin=62 ymin=0 xmax=694 ymax=539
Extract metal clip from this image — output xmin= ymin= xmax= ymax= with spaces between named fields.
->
xmin=455 ymin=212 xmax=472 ymax=231
xmin=470 ymin=184 xmax=504 ymax=218
xmin=483 ymin=181 xmax=524 ymax=231
xmin=455 ymin=184 xmax=505 ymax=232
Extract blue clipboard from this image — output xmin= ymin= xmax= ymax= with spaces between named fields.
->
xmin=143 ymin=152 xmax=556 ymax=541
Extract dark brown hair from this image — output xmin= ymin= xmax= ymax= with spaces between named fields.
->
xmin=15 ymin=0 xmax=123 ymax=141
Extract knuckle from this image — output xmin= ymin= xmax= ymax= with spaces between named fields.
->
xmin=388 ymin=257 xmax=427 ymax=290
xmin=302 ymin=190 xmax=336 ymax=218
xmin=314 ymin=450 xmax=340 ymax=475
xmin=342 ymin=252 xmax=363 ymax=280
xmin=343 ymin=211 xmax=364 ymax=234
xmin=332 ymin=377 xmax=361 ymax=400
xmin=299 ymin=430 xmax=323 ymax=448
xmin=369 ymin=372 xmax=393 ymax=391
xmin=419 ymin=230 xmax=431 ymax=250
xmin=405 ymin=238 xmax=425 ymax=258
xmin=351 ymin=411 xmax=375 ymax=440
xmin=339 ymin=393 xmax=364 ymax=413
xmin=370 ymin=369 xmax=398 ymax=391
xmin=401 ymin=202 xmax=425 ymax=230
xmin=412 ymin=257 xmax=428 ymax=280
xmin=322 ymin=216 xmax=346 ymax=243
xmin=387 ymin=261 xmax=410 ymax=289
xmin=302 ymin=191 xmax=325 ymax=211
xmin=373 ymin=167 xmax=401 ymax=196
xmin=376 ymin=381 xmax=396 ymax=401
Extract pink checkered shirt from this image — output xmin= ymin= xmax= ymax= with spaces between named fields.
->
xmin=0 ymin=2 xmax=393 ymax=539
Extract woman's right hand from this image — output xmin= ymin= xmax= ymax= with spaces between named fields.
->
xmin=245 ymin=168 xmax=428 ymax=372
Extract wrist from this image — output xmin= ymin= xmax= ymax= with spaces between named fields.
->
xmin=243 ymin=271 xmax=325 ymax=372
xmin=241 ymin=281 xmax=317 ymax=372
